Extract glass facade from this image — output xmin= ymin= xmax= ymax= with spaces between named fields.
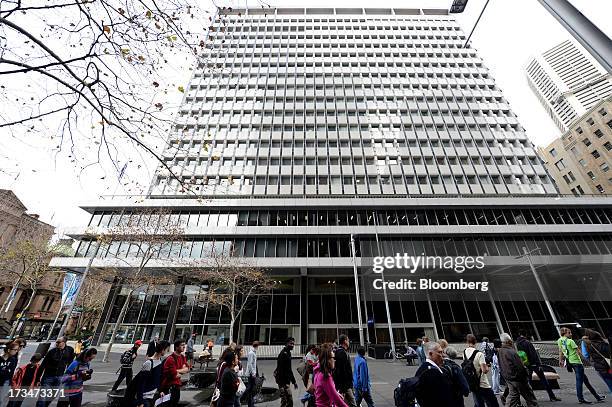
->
xmin=52 ymin=8 xmax=612 ymax=346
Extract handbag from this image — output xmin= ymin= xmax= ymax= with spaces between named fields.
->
xmin=236 ymin=377 xmax=247 ymax=397
xmin=210 ymin=387 xmax=220 ymax=407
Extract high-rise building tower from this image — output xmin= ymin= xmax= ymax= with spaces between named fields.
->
xmin=526 ymin=40 xmax=612 ymax=132
xmin=52 ymin=8 xmax=612 ymax=346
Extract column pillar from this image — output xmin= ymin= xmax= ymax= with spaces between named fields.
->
xmin=300 ymin=271 xmax=308 ymax=345
xmin=164 ymin=277 xmax=185 ymax=341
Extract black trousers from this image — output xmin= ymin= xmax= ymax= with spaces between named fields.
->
xmin=169 ymin=386 xmax=181 ymax=407
xmin=112 ymin=367 xmax=133 ymax=390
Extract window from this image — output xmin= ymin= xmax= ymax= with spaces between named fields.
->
xmin=591 ymin=150 xmax=601 ymax=159
xmin=594 ymin=129 xmax=604 ymax=138
xmin=570 ymin=147 xmax=579 ymax=156
xmin=596 ymin=184 xmax=605 ymax=193
xmin=549 ymin=148 xmax=557 ymax=157
xmin=607 ymin=120 xmax=612 ymax=129
xmin=579 ymin=159 xmax=587 ymax=167
xmin=582 ymin=138 xmax=592 ymax=146
xmin=587 ymin=171 xmax=596 ymax=180
xmin=554 ymin=159 xmax=566 ymax=170
xmin=604 ymin=141 xmax=612 ymax=151
xmin=598 ymin=108 xmax=607 ymax=117
xmin=576 ymin=126 xmax=583 ymax=134
xmin=600 ymin=163 xmax=610 ymax=173
xmin=586 ymin=117 xmax=595 ymax=126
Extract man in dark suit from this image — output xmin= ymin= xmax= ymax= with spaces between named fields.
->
xmin=415 ymin=342 xmax=453 ymax=407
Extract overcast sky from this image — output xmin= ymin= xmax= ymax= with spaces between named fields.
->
xmin=1 ymin=0 xmax=611 ymax=234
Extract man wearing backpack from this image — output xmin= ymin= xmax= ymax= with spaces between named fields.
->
xmin=463 ymin=334 xmax=498 ymax=407
xmin=497 ymin=333 xmax=539 ymax=407
xmin=442 ymin=347 xmax=470 ymax=407
xmin=112 ymin=340 xmax=142 ymax=392
xmin=516 ymin=330 xmax=561 ymax=402
xmin=414 ymin=342 xmax=453 ymax=406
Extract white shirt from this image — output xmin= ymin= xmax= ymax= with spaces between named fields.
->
xmin=464 ymin=347 xmax=491 ymax=389
xmin=245 ymin=348 xmax=257 ymax=377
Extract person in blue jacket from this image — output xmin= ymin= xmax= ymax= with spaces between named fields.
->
xmin=353 ymin=346 xmax=375 ymax=407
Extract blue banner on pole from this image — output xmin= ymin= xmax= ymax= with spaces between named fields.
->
xmin=61 ymin=273 xmax=82 ymax=312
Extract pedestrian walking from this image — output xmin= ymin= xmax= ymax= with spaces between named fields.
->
xmin=582 ymin=328 xmax=612 ymax=394
xmin=275 ymin=337 xmax=298 ymax=407
xmin=244 ymin=341 xmax=259 ymax=407
xmin=121 ymin=339 xmax=171 ymax=407
xmin=415 ymin=342 xmax=453 ymax=407
xmin=217 ymin=351 xmax=240 ymax=407
xmin=112 ymin=340 xmax=142 ymax=392
xmin=515 ymin=330 xmax=561 ymax=402
xmin=442 ymin=347 xmax=470 ymax=407
xmin=74 ymin=340 xmax=83 ymax=356
xmin=1 ymin=341 xmax=19 ymax=405
xmin=57 ymin=348 xmax=97 ymax=407
xmin=36 ymin=336 xmax=75 ymax=407
xmin=313 ymin=343 xmax=349 ymax=407
xmin=353 ymin=346 xmax=375 ymax=407
xmin=186 ymin=333 xmax=197 ymax=368
xmin=416 ymin=338 xmax=426 ymax=365
xmin=146 ymin=335 xmax=159 ymax=358
xmin=333 ymin=334 xmax=357 ymax=407
xmin=302 ymin=345 xmax=319 ymax=387
xmin=558 ymin=327 xmax=605 ymax=404
xmin=479 ymin=337 xmax=495 ymax=366
xmin=160 ymin=339 xmax=189 ymax=407
xmin=463 ymin=333 xmax=499 ymax=407
xmin=491 ymin=339 xmax=502 ymax=395
xmin=8 ymin=352 xmax=43 ymax=407
xmin=497 ymin=333 xmax=538 ymax=407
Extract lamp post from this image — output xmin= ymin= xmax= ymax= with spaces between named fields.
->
xmin=520 ymin=247 xmax=561 ymax=335
xmin=350 ymin=235 xmax=365 ymax=347
xmin=56 ymin=255 xmax=94 ymax=339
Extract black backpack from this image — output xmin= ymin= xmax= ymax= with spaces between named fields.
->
xmin=461 ymin=349 xmax=481 ymax=392
xmin=394 ymin=376 xmax=419 ymax=407
xmin=484 ymin=345 xmax=494 ymax=365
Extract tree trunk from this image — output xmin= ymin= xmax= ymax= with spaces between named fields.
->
xmin=8 ymin=287 xmax=36 ymax=338
xmin=102 ymin=289 xmax=133 ymax=363
xmin=229 ymin=284 xmax=236 ymax=342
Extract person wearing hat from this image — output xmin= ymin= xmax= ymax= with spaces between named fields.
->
xmin=111 ymin=340 xmax=142 ymax=392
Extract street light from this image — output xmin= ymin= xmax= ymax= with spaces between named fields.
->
xmin=450 ymin=0 xmax=469 ymax=14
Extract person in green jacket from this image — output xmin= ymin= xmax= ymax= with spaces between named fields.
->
xmin=558 ymin=327 xmax=605 ymax=404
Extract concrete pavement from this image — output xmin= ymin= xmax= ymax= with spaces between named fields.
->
xmin=14 ymin=342 xmax=612 ymax=406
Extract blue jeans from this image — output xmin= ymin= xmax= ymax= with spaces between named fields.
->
xmin=473 ymin=387 xmax=500 ymax=407
xmin=597 ymin=371 xmax=612 ymax=393
xmin=36 ymin=376 xmax=63 ymax=407
xmin=491 ymin=365 xmax=501 ymax=393
xmin=572 ymin=363 xmax=601 ymax=401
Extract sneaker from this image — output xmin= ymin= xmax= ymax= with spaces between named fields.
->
xmin=596 ymin=395 xmax=606 ymax=402
xmin=579 ymin=400 xmax=593 ymax=404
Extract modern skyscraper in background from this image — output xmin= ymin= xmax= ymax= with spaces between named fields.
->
xmin=52 ymin=7 xmax=612 ymax=346
xmin=526 ymin=40 xmax=612 ymax=132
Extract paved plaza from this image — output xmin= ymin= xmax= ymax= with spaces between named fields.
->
xmin=13 ymin=343 xmax=612 ymax=406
